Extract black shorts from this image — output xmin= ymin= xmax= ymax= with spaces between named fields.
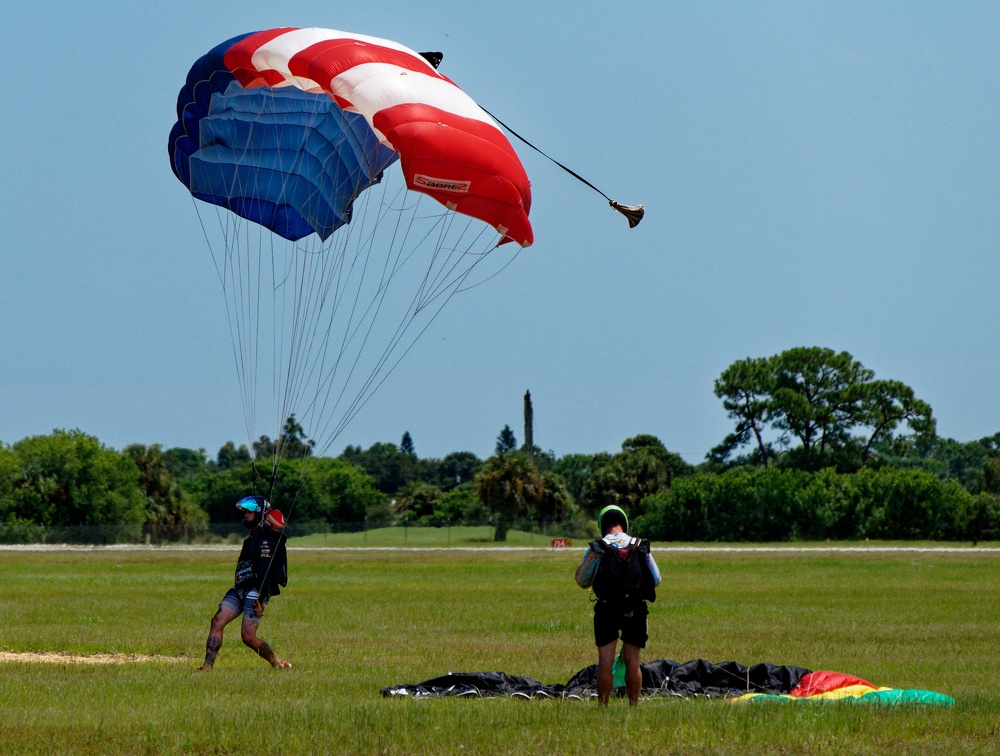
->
xmin=593 ymin=600 xmax=648 ymax=648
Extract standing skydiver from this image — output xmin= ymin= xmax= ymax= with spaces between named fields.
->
xmin=198 ymin=495 xmax=290 ymax=670
xmin=575 ymin=505 xmax=660 ymax=705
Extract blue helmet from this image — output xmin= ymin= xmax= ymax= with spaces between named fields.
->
xmin=236 ymin=495 xmax=270 ymax=514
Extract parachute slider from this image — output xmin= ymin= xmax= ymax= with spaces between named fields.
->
xmin=609 ymin=200 xmax=645 ymax=229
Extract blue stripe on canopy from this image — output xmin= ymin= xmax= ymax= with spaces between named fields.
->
xmin=168 ymin=34 xmax=252 ymax=186
xmin=169 ymin=36 xmax=398 ymax=242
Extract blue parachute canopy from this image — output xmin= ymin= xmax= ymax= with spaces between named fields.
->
xmin=168 ymin=35 xmax=398 ymax=241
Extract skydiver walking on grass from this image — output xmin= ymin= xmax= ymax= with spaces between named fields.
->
xmin=198 ymin=495 xmax=290 ymax=670
xmin=575 ymin=505 xmax=660 ymax=706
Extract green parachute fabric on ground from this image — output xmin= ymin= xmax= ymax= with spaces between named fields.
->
xmin=857 ymin=689 xmax=955 ymax=706
xmin=743 ymin=689 xmax=954 ymax=706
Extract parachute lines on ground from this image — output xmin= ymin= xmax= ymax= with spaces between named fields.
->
xmin=168 ymin=28 xmax=534 ymax=497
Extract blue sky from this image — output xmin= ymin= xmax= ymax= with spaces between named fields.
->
xmin=3 ymin=1 xmax=999 ymax=464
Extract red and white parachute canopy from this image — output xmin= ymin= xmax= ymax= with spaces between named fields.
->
xmin=221 ymin=27 xmax=532 ymax=246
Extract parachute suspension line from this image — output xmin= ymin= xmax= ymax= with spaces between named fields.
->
xmin=233 ymin=204 xmax=262 ymax=454
xmin=306 ymin=182 xmax=405 ymax=452
xmin=311 ymin=179 xmax=428 ymax=450
xmin=199 ymin=133 xmax=520 ymax=486
xmin=323 ymin=190 xmax=436 ymax=441
xmin=248 ymin=93 xmax=335 ymax=498
xmin=478 ymin=105 xmax=645 ymax=229
xmin=191 ymin=196 xmax=261 ymax=494
xmin=197 ymin=175 xmax=284 ymax=495
xmin=198 ymin=180 xmax=461 ymax=489
xmin=411 ymin=211 xmax=497 ymax=312
xmin=251 ymin=222 xmax=267 ymax=454
xmin=213 ymin=151 xmax=268 ymax=456
xmin=454 ymin=242 xmax=522 ymax=295
xmin=271 ymin=97 xmax=387 ymax=470
xmin=289 ymin=175 xmax=405 ymax=432
xmin=278 ymin=231 xmax=342 ymax=484
xmin=194 ymin=199 xmax=262 ymax=461
xmin=266 ymin=228 xmax=295 ymax=502
xmin=318 ymin=244 xmax=498 ymax=454
xmin=700 ymin=659 xmax=787 ymax=696
xmin=311 ymin=196 xmax=508 ymax=456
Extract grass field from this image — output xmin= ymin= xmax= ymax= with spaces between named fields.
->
xmin=2 ymin=532 xmax=999 ymax=753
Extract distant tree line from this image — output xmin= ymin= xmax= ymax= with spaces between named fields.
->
xmin=2 ymin=347 xmax=999 ymax=543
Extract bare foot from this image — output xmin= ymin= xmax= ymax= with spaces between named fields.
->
xmin=197 ymin=664 xmax=213 ymax=671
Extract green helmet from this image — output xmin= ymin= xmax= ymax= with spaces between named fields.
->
xmin=598 ymin=504 xmax=629 ymax=535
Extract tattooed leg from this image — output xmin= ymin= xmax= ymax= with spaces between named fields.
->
xmin=242 ymin=617 xmax=288 ymax=668
xmin=256 ymin=641 xmax=278 ymax=665
xmin=198 ymin=605 xmax=238 ymax=671
xmin=198 ymin=635 xmax=222 ymax=670
xmin=257 ymin=641 xmax=290 ymax=669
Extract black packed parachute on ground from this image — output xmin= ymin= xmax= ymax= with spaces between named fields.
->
xmin=381 ymin=658 xmax=954 ymax=705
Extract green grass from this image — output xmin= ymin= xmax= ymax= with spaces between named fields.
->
xmin=1 ymin=545 xmax=999 ymax=753
xmin=290 ymin=525 xmax=572 ymax=547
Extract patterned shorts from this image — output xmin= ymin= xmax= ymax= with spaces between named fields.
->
xmin=219 ymin=587 xmax=267 ymax=624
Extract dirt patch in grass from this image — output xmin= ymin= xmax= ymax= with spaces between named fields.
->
xmin=0 ymin=651 xmax=188 ymax=664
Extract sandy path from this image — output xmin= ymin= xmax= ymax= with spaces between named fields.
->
xmin=0 ymin=651 xmax=189 ymax=664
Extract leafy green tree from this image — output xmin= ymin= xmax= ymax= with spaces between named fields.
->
xmin=277 ymin=414 xmax=315 ymax=459
xmin=983 ymin=457 xmax=1000 ymax=495
xmin=521 ymin=446 xmax=556 ymax=472
xmin=474 ymin=453 xmax=543 ymax=541
xmin=713 ymin=347 xmax=935 ymax=472
xmin=431 ymin=485 xmax=479 ymax=526
xmin=253 ymin=435 xmax=275 ymax=461
xmin=214 ymin=441 xmax=251 ymax=471
xmin=853 ymin=467 xmax=962 ymax=540
xmin=394 ymin=481 xmax=440 ymax=522
xmin=637 ymin=469 xmax=811 ymax=542
xmin=400 ymin=431 xmax=415 ymax=456
xmin=876 ymin=433 xmax=999 ymax=494
xmin=536 ymin=470 xmax=574 ymax=523
xmin=0 ymin=443 xmax=19 ymax=522
xmin=953 ymin=492 xmax=1000 ymax=543
xmin=189 ymin=457 xmax=385 ymax=525
xmin=552 ymin=453 xmax=604 ymax=504
xmin=125 ymin=444 xmax=172 ymax=505
xmin=340 ymin=441 xmax=419 ymax=494
xmin=186 ymin=462 xmax=258 ymax=522
xmin=768 ymin=347 xmax=872 ymax=466
xmin=297 ymin=457 xmax=388 ymax=523
xmin=162 ymin=447 xmax=208 ymax=479
xmin=638 ymin=464 xmax=980 ymax=542
xmin=859 ymin=380 xmax=935 ymax=460
xmin=710 ymin=357 xmax=777 ymax=466
xmin=434 ymin=451 xmax=482 ymax=491
xmin=581 ymin=435 xmax=692 ymax=520
xmin=5 ymin=430 xmax=145 ymax=530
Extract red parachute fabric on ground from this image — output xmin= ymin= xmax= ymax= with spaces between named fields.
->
xmin=790 ymin=670 xmax=878 ymax=698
